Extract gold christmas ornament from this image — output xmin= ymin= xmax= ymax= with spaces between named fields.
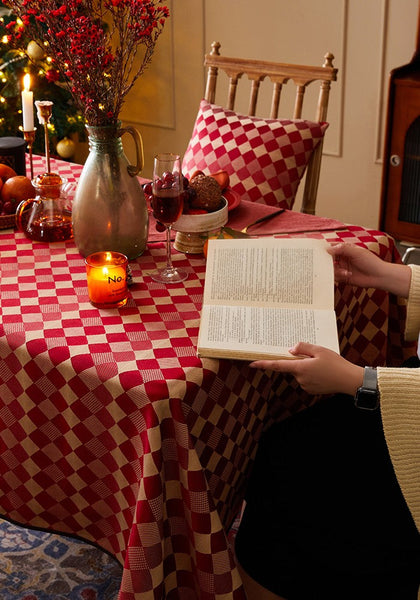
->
xmin=26 ymin=40 xmax=45 ymax=61
xmin=56 ymin=137 xmax=75 ymax=159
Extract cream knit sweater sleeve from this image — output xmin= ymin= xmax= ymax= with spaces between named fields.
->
xmin=377 ymin=264 xmax=420 ymax=532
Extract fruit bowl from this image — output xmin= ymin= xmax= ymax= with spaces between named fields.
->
xmin=173 ymin=197 xmax=229 ymax=254
xmin=0 ymin=212 xmax=17 ymax=230
xmin=0 ymin=207 xmax=32 ymax=230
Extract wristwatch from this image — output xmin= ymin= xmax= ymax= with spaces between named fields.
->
xmin=354 ymin=367 xmax=379 ymax=410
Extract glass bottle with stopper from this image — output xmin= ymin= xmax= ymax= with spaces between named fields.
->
xmin=15 ymin=171 xmax=74 ymax=242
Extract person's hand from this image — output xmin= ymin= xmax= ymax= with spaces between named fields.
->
xmin=328 ymin=243 xmax=389 ymax=288
xmin=250 ymin=342 xmax=364 ymax=396
xmin=328 ymin=243 xmax=411 ymax=297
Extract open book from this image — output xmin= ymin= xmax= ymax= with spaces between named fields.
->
xmin=197 ymin=237 xmax=339 ymax=360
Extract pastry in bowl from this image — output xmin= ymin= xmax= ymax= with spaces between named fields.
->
xmin=189 ymin=173 xmax=222 ymax=212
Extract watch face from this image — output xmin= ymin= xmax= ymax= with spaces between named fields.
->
xmin=355 ymin=388 xmax=379 ymax=411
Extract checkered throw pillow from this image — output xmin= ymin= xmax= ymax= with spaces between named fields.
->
xmin=182 ymin=100 xmax=329 ymax=208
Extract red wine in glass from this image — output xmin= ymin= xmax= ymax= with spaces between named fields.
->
xmin=151 ymin=188 xmax=183 ymax=225
xmin=150 ymin=155 xmax=188 ymax=284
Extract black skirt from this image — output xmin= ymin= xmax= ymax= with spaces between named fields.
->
xmin=235 ymin=390 xmax=420 ymax=600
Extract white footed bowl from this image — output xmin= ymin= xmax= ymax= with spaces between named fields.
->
xmin=173 ymin=197 xmax=228 ymax=254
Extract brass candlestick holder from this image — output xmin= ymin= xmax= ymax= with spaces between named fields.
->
xmin=23 ymin=128 xmax=36 ymax=179
xmin=35 ymin=100 xmax=53 ymax=173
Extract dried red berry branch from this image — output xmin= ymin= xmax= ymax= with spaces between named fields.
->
xmin=4 ymin=0 xmax=169 ymax=126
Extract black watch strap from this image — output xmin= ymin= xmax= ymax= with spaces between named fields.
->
xmin=355 ymin=367 xmax=379 ymax=410
xmin=363 ymin=366 xmax=377 ymax=389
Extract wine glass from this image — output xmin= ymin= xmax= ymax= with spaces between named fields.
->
xmin=150 ymin=153 xmax=188 ymax=283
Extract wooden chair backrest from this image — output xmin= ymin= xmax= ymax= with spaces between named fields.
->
xmin=203 ymin=42 xmax=338 ymax=214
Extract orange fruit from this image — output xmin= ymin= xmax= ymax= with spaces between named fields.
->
xmin=0 ymin=175 xmax=36 ymax=204
xmin=210 ymin=170 xmax=230 ymax=191
xmin=0 ymin=163 xmax=17 ymax=183
xmin=203 ymin=229 xmax=234 ymax=258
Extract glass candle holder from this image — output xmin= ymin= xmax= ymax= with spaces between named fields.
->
xmin=85 ymin=251 xmax=129 ymax=308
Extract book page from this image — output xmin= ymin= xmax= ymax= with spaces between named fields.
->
xmin=197 ymin=305 xmax=339 ymax=360
xmin=198 ymin=237 xmax=339 ymax=360
xmin=204 ymin=237 xmax=334 ymax=309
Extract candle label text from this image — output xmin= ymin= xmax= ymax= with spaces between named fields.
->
xmin=107 ymin=275 xmax=126 ymax=284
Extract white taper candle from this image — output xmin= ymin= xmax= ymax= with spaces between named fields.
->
xmin=21 ymin=74 xmax=34 ymax=131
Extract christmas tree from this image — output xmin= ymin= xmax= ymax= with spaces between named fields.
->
xmin=0 ymin=3 xmax=85 ymax=159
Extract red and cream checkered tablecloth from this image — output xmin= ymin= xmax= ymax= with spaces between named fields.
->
xmin=0 ymin=156 xmax=414 ymax=599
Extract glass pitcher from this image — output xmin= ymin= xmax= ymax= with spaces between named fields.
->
xmin=16 ymin=172 xmax=74 ymax=242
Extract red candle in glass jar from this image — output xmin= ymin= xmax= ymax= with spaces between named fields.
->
xmin=85 ymin=251 xmax=128 ymax=308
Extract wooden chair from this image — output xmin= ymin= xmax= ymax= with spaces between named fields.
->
xmin=203 ymin=42 xmax=338 ymax=214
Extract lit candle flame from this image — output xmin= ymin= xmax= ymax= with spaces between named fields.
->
xmin=23 ymin=73 xmax=31 ymax=92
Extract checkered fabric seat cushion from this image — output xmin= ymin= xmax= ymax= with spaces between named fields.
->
xmin=182 ymin=100 xmax=329 ymax=208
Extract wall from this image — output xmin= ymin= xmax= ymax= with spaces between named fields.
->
xmin=119 ymin=0 xmax=418 ymax=229
xmin=119 ymin=0 xmax=205 ymax=180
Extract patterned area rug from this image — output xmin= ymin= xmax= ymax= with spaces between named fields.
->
xmin=0 ymin=518 xmax=123 ymax=600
